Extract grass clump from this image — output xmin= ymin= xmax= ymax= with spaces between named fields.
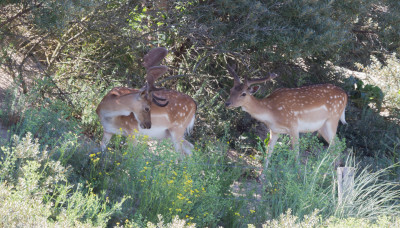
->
xmin=261 ymin=134 xmax=346 ymax=219
xmin=334 ymin=162 xmax=400 ymax=219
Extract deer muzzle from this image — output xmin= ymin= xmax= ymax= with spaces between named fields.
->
xmin=140 ymin=121 xmax=152 ymax=129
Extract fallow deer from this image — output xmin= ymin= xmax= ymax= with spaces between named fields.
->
xmin=96 ymin=47 xmax=196 ymax=155
xmin=225 ymin=65 xmax=347 ymax=170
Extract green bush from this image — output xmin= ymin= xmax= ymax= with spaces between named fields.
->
xmin=258 ymin=209 xmax=400 ymax=228
xmin=11 ymin=106 xmax=80 ymax=149
xmin=356 ymin=53 xmax=400 ymax=110
xmin=0 ymin=133 xmax=124 ymax=227
xmin=85 ymin=134 xmax=243 ymax=227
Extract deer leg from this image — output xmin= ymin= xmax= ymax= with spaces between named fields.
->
xmin=168 ymin=127 xmax=188 ymax=157
xmin=260 ymin=131 xmax=279 ymax=182
xmin=100 ymin=132 xmax=113 ymax=151
xmin=319 ymin=119 xmax=341 ymax=166
xmin=289 ymin=130 xmax=300 ymax=162
xmin=182 ymin=139 xmax=194 ymax=155
xmin=318 ymin=119 xmax=339 ymax=146
xmin=265 ymin=131 xmax=279 ymax=170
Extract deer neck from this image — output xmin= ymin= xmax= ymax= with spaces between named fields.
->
xmin=117 ymin=93 xmax=140 ymax=109
xmin=241 ymin=96 xmax=274 ymax=124
xmin=100 ymin=93 xmax=140 ymax=117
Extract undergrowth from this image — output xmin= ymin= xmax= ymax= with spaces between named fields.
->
xmin=0 ymin=90 xmax=399 ymax=227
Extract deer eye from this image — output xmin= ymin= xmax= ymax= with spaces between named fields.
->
xmin=241 ymin=92 xmax=246 ymax=97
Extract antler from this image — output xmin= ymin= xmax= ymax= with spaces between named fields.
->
xmin=146 ymin=65 xmax=169 ymax=107
xmin=146 ymin=65 xmax=168 ymax=91
xmin=227 ymin=64 xmax=278 ymax=87
xmin=143 ymin=47 xmax=169 ymax=92
xmin=143 ymin=47 xmax=168 ymax=69
xmin=245 ymin=73 xmax=278 ymax=87
xmin=142 ymin=47 xmax=169 ymax=107
xmin=226 ymin=64 xmax=241 ymax=86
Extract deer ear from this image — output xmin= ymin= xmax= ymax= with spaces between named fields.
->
xmin=248 ymin=85 xmax=260 ymax=95
xmin=138 ymin=87 xmax=147 ymax=100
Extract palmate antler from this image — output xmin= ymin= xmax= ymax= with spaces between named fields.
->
xmin=142 ymin=47 xmax=170 ymax=107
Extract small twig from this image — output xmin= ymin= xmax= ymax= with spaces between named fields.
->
xmin=0 ymin=2 xmax=43 ymax=29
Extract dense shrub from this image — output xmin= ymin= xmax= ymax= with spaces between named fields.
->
xmin=0 ymin=133 xmax=124 ymax=227
xmin=356 ymin=53 xmax=400 ymax=111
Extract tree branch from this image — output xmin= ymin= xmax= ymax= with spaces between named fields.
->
xmin=0 ymin=2 xmax=43 ymax=29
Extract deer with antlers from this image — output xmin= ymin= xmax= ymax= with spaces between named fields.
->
xmin=96 ymin=47 xmax=196 ymax=155
xmin=225 ymin=65 xmax=347 ymax=170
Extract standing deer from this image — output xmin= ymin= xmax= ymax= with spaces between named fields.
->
xmin=96 ymin=47 xmax=196 ymax=155
xmin=225 ymin=65 xmax=347 ymax=170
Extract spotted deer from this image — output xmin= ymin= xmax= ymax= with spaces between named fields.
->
xmin=96 ymin=47 xmax=196 ymax=155
xmin=225 ymin=65 xmax=347 ymax=170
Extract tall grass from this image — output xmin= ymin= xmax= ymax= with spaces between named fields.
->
xmin=260 ymin=134 xmax=346 ymax=219
xmin=334 ymin=158 xmax=400 ymax=219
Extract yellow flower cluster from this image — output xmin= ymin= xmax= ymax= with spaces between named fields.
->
xmin=89 ymin=152 xmax=101 ymax=163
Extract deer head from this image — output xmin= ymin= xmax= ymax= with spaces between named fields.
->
xmin=133 ymin=47 xmax=170 ymax=127
xmin=225 ymin=64 xmax=278 ymax=108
